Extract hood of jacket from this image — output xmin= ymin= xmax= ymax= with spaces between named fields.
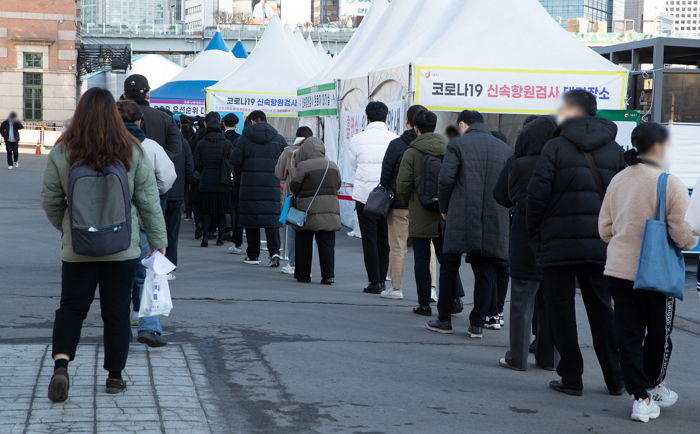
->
xmin=243 ymin=122 xmax=280 ymax=144
xmin=411 ymin=132 xmax=447 ymax=156
xmin=399 ymin=129 xmax=417 ymax=146
xmin=558 ymin=116 xmax=618 ymax=152
xmin=200 ymin=130 xmax=226 ymax=143
xmin=125 ymin=122 xmax=146 ymax=142
xmin=298 ymin=137 xmax=326 ymax=162
xmin=514 ymin=116 xmax=558 ymax=157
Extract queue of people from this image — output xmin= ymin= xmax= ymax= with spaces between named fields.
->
xmin=38 ymin=76 xmax=697 ymax=424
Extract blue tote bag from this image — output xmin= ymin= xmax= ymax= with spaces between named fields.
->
xmin=633 ymin=173 xmax=685 ymax=300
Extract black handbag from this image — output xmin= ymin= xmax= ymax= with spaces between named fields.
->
xmin=219 ymin=144 xmax=234 ymax=186
xmin=363 ymin=185 xmax=394 ymax=220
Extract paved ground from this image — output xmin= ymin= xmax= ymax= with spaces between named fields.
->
xmin=2 ymin=151 xmax=700 ymax=434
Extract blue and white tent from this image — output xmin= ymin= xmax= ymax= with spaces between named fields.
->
xmin=231 ymin=40 xmax=248 ymax=59
xmin=150 ymin=32 xmax=244 ymax=117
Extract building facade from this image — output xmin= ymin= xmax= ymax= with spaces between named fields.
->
xmin=665 ymin=0 xmax=700 ymax=32
xmin=625 ymin=0 xmax=674 ymax=33
xmin=0 ymin=1 xmax=77 ymax=124
xmin=539 ymin=0 xmax=625 ymax=31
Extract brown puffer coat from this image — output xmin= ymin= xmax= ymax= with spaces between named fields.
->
xmin=289 ymin=137 xmax=342 ymax=232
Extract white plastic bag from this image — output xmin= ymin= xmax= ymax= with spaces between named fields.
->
xmin=685 ymin=177 xmax=700 ymax=235
xmin=138 ymin=251 xmax=176 ymax=318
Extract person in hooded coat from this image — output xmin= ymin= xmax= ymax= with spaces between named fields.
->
xmin=494 ymin=116 xmax=559 ymax=372
xmin=232 ymin=110 xmax=286 ymax=266
xmin=288 ymin=137 xmax=342 ymax=284
xmin=527 ymin=89 xmax=625 ymax=396
xmin=194 ymin=114 xmax=233 ymax=247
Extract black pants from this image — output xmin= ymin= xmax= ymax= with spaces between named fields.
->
xmin=246 ymin=227 xmax=280 ymax=259
xmin=52 ymin=260 xmax=138 ymax=372
xmin=609 ymin=276 xmax=675 ymax=400
xmin=489 ymin=263 xmax=510 ymax=317
xmin=542 ymin=265 xmax=622 ymax=391
xmin=5 ymin=141 xmax=18 ymax=166
xmin=294 ymin=230 xmax=335 ymax=282
xmin=439 ymin=253 xmax=492 ymax=325
xmin=164 ymin=200 xmax=182 ymax=266
xmin=412 ymin=236 xmax=464 ymax=307
xmin=355 ymin=201 xmax=389 ymax=284
xmin=201 ymin=214 xmax=226 ymax=243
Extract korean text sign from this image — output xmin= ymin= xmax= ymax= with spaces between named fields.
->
xmin=415 ymin=66 xmax=627 ymax=114
xmin=206 ymin=91 xmax=298 ymax=117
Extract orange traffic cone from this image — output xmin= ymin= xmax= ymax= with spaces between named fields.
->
xmin=35 ymin=144 xmax=42 ymax=155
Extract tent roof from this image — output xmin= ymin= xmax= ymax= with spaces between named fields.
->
xmin=128 ymin=54 xmax=183 ymax=90
xmin=415 ymin=0 xmax=625 ymax=72
xmin=150 ymin=80 xmax=219 ymax=101
xmin=208 ymin=16 xmax=312 ymax=94
xmin=204 ymin=31 xmax=229 ymax=52
xmin=232 ymin=40 xmax=248 ymax=58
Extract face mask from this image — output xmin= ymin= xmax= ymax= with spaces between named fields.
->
xmin=556 ymin=115 xmax=565 ymax=126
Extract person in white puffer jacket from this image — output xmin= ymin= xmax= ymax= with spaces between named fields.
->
xmin=348 ymin=101 xmax=399 ymax=294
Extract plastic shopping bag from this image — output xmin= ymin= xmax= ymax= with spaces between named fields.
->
xmin=138 ymin=251 xmax=176 ymax=318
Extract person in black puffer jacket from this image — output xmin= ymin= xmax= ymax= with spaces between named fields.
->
xmin=379 ymin=105 xmax=425 ymax=299
xmin=232 ymin=110 xmax=286 ymax=266
xmin=194 ymin=114 xmax=233 ymax=247
xmin=494 ymin=116 xmax=559 ymax=372
xmin=527 ymin=89 xmax=624 ymax=397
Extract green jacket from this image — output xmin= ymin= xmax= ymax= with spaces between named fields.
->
xmin=41 ymin=144 xmax=167 ymax=262
xmin=396 ymin=132 xmax=447 ymax=238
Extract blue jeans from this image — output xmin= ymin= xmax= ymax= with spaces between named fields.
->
xmin=132 ymin=231 xmax=163 ymax=335
xmin=287 ymin=226 xmax=296 ymax=266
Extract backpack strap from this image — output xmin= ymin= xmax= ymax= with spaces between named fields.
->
xmin=582 ymin=152 xmax=606 ymax=200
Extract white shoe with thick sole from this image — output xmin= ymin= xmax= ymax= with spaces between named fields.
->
xmin=649 ymin=383 xmax=678 ymax=408
xmin=14 ymin=162 xmax=18 ymax=168
xmin=631 ymin=399 xmax=660 ymax=423
xmin=281 ymin=265 xmax=295 ymax=275
xmin=243 ymin=257 xmax=261 ymax=265
xmin=7 ymin=166 xmax=13 ymax=170
xmin=227 ymin=246 xmax=243 ymax=255
xmin=166 ymin=272 xmax=176 ymax=281
xmin=380 ymin=288 xmax=404 ymax=300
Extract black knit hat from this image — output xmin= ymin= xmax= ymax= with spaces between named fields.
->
xmin=124 ymin=74 xmax=150 ymax=96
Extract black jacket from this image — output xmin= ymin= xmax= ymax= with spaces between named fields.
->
xmin=527 ymin=116 xmax=626 ymax=268
xmin=438 ymin=123 xmax=512 ymax=258
xmin=135 ymin=100 xmax=181 ymax=160
xmin=0 ymin=119 xmax=23 ymax=143
xmin=232 ymin=123 xmax=286 ymax=228
xmin=496 ymin=116 xmax=557 ymax=280
xmin=224 ymin=129 xmax=242 ymax=205
xmin=166 ymin=135 xmax=194 ymax=201
xmin=194 ymin=131 xmax=233 ymax=193
xmin=380 ymin=129 xmax=417 ymax=209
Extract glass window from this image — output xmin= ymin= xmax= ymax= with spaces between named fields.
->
xmin=23 ymin=52 xmax=43 ymax=69
xmin=23 ymin=72 xmax=42 ymax=121
xmin=663 ymin=73 xmax=700 ymax=123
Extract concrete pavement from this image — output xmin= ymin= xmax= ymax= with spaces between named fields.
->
xmin=2 ymin=152 xmax=700 ymax=434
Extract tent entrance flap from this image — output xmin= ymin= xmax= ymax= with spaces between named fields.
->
xmin=414 ymin=65 xmax=628 ymax=114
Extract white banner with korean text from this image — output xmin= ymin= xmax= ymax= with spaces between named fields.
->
xmin=414 ymin=66 xmax=628 ymax=114
xmin=206 ymin=91 xmax=298 ymax=117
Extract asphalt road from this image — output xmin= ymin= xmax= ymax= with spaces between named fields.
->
xmin=2 ymin=151 xmax=700 ymax=434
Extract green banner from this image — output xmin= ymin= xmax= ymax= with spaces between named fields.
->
xmin=597 ymin=110 xmax=642 ymax=124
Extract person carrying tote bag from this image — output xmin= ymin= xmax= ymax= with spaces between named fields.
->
xmin=598 ymin=123 xmax=696 ymax=423
xmin=288 ymin=137 xmax=342 ymax=285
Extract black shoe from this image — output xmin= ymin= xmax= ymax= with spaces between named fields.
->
xmin=483 ymin=316 xmax=502 ymax=330
xmin=380 ymin=282 xmax=387 ymax=291
xmin=321 ymin=278 xmax=335 ymax=285
xmin=137 ymin=330 xmax=167 ymax=348
xmin=105 ymin=377 xmax=127 ymax=394
xmin=48 ymin=368 xmax=70 ymax=402
xmin=194 ymin=227 xmax=203 ymax=240
xmin=201 ymin=239 xmax=208 ymax=247
xmin=549 ymin=380 xmax=582 ymax=396
xmin=451 ymin=299 xmax=463 ymax=315
xmin=363 ymin=283 xmax=383 ymax=294
xmin=413 ymin=305 xmax=432 ymax=316
xmin=529 ymin=339 xmax=537 ymax=354
xmin=426 ymin=319 xmax=453 ymax=334
xmin=467 ymin=326 xmax=483 ymax=338
xmin=216 ymin=239 xmax=224 ymax=246
xmin=608 ymin=384 xmax=626 ymax=396
xmin=269 ymin=254 xmax=281 ymax=268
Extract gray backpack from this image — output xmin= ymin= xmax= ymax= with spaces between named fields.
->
xmin=67 ymin=162 xmax=132 ymax=256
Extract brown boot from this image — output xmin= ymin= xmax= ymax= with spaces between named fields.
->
xmin=48 ymin=368 xmax=70 ymax=402
xmin=105 ymin=377 xmax=127 ymax=394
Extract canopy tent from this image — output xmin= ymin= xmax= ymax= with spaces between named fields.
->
xmin=231 ymin=40 xmax=248 ymax=59
xmin=150 ymin=32 xmax=243 ymax=117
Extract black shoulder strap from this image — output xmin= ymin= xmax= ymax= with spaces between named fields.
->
xmin=583 ymin=152 xmax=606 ymax=200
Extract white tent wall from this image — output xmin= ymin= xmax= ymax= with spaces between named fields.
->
xmin=667 ymin=123 xmax=700 ymax=188
xmin=369 ymin=65 xmax=411 ymax=136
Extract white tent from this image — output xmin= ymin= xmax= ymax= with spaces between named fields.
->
xmin=151 ymin=33 xmax=243 ymax=117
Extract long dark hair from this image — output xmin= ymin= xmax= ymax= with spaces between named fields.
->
xmin=59 ymin=88 xmax=139 ymax=170
xmin=625 ymin=122 xmax=669 ymax=166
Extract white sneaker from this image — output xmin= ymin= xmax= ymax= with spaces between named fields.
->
xmin=430 ymin=287 xmax=438 ymax=302
xmin=166 ymin=272 xmax=176 ymax=281
xmin=281 ymin=265 xmax=295 ymax=275
xmin=227 ymin=246 xmax=243 ymax=255
xmin=649 ymin=383 xmax=678 ymax=408
xmin=631 ymin=398 xmax=660 ymax=423
xmin=243 ymin=257 xmax=261 ymax=265
xmin=14 ymin=162 xmax=18 ymax=168
xmin=7 ymin=166 xmax=13 ymax=170
xmin=380 ymin=288 xmax=404 ymax=300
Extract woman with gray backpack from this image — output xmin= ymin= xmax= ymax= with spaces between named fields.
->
xmin=41 ymin=88 xmax=167 ymax=402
